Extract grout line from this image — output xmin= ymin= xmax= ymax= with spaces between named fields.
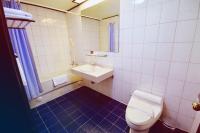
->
xmin=36 ymin=109 xmax=51 ymax=133
xmin=122 ymin=18 xmax=200 ymax=30
xmin=46 ymin=103 xmax=67 ymax=131
xmin=151 ymin=0 xmax=164 ymax=95
xmin=53 ymin=99 xmax=83 ymax=128
xmin=162 ymin=0 xmax=181 ymax=126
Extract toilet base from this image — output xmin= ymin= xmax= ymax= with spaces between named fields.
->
xmin=129 ymin=128 xmax=149 ymax=133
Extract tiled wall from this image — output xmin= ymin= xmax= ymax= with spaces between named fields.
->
xmin=21 ymin=4 xmax=71 ymax=82
xmin=66 ymin=10 xmax=84 ymax=65
xmin=83 ymin=0 xmax=200 ymax=132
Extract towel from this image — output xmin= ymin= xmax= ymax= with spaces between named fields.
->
xmin=5 ymin=13 xmax=32 ymax=20
xmin=16 ymin=58 xmax=27 ymax=86
xmin=52 ymin=74 xmax=69 ymax=87
xmin=4 ymin=7 xmax=32 ymax=19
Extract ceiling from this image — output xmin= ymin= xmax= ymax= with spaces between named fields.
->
xmin=81 ymin=0 xmax=120 ymax=19
xmin=21 ymin=0 xmax=120 ymax=19
xmin=21 ymin=0 xmax=78 ymax=10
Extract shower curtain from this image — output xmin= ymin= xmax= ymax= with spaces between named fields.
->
xmin=3 ymin=0 xmax=42 ymax=100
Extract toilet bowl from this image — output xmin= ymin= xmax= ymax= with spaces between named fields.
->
xmin=125 ymin=90 xmax=163 ymax=133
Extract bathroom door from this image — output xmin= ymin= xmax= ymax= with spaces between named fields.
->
xmin=0 ymin=1 xmax=32 ymax=132
xmin=191 ymin=112 xmax=200 ymax=133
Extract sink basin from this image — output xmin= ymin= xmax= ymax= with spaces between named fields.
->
xmin=71 ymin=64 xmax=113 ymax=83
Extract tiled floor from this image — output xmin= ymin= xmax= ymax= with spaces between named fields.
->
xmin=30 ymin=87 xmax=187 ymax=133
xmin=30 ymin=87 xmax=129 ymax=133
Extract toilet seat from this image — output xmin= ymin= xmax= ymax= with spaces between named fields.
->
xmin=125 ymin=90 xmax=163 ymax=131
xmin=126 ymin=107 xmax=153 ymax=126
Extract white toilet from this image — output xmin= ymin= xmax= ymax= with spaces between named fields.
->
xmin=125 ymin=90 xmax=163 ymax=133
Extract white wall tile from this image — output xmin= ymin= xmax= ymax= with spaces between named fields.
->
xmin=164 ymin=94 xmax=181 ymax=112
xmin=132 ymin=59 xmax=143 ymax=73
xmin=158 ymin=23 xmax=176 ymax=42
xmin=195 ymin=20 xmax=200 ymax=42
xmin=143 ymin=44 xmax=156 ymax=59
xmin=133 ymin=27 xmax=145 ymax=43
xmin=146 ymin=3 xmax=162 ymax=25
xmin=144 ymin=25 xmax=159 ymax=43
xmin=154 ymin=61 xmax=170 ymax=78
xmin=142 ymin=60 xmax=155 ymax=75
xmin=175 ymin=20 xmax=197 ymax=42
xmin=169 ymin=62 xmax=188 ymax=81
xmin=190 ymin=43 xmax=200 ymax=63
xmin=152 ymin=77 xmax=168 ymax=96
xmin=178 ymin=0 xmax=200 ymax=20
xmin=162 ymin=109 xmax=178 ymax=127
xmin=187 ymin=64 xmax=200 ymax=83
xmin=179 ymin=99 xmax=197 ymax=118
xmin=176 ymin=113 xmax=195 ymax=132
xmin=160 ymin=0 xmax=179 ymax=23
xmin=155 ymin=45 xmax=173 ymax=61
xmin=132 ymin=44 xmax=143 ymax=59
xmin=134 ymin=8 xmax=146 ymax=27
xmin=172 ymin=43 xmax=192 ymax=62
xmin=139 ymin=74 xmax=154 ymax=92
xmin=182 ymin=82 xmax=200 ymax=101
xmin=166 ymin=80 xmax=184 ymax=97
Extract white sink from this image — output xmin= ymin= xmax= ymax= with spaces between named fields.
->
xmin=71 ymin=64 xmax=113 ymax=83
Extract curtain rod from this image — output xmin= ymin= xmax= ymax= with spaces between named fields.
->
xmin=102 ymin=15 xmax=119 ymax=20
xmin=20 ymin=1 xmax=100 ymax=21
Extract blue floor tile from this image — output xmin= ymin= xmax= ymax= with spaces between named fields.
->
xmin=90 ymin=126 xmax=105 ymax=133
xmin=48 ymin=122 xmax=64 ymax=133
xmin=99 ymin=119 xmax=113 ymax=131
xmin=115 ymin=117 xmax=128 ymax=131
xmin=65 ymin=121 xmax=79 ymax=133
xmin=57 ymin=114 xmax=73 ymax=127
xmin=32 ymin=124 xmax=49 ymax=133
xmin=109 ymin=125 xmax=124 ymax=133
xmin=79 ymin=120 xmax=96 ymax=132
xmin=68 ymin=109 xmax=82 ymax=120
xmin=91 ymin=114 xmax=104 ymax=123
xmin=30 ymin=86 xmax=128 ymax=133
xmin=105 ymin=113 xmax=119 ymax=123
xmin=76 ymin=115 xmax=89 ymax=126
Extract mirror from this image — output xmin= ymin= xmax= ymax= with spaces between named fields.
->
xmin=81 ymin=0 xmax=120 ymax=53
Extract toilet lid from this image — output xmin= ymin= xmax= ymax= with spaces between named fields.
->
xmin=126 ymin=107 xmax=153 ymax=126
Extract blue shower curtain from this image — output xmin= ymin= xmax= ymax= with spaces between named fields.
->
xmin=109 ymin=23 xmax=115 ymax=52
xmin=3 ymin=0 xmax=42 ymax=100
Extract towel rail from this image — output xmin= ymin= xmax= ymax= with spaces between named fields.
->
xmin=6 ymin=17 xmax=35 ymax=29
xmin=35 ymin=80 xmax=83 ymax=98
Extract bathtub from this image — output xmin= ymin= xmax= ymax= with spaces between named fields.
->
xmin=29 ymin=72 xmax=82 ymax=108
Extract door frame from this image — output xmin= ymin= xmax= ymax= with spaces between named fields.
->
xmin=0 ymin=0 xmax=32 ymax=132
xmin=191 ymin=112 xmax=200 ymax=133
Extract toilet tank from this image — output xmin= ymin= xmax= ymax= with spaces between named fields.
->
xmin=133 ymin=90 xmax=163 ymax=105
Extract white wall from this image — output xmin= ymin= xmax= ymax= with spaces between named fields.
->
xmin=22 ymin=4 xmax=71 ymax=82
xmin=83 ymin=0 xmax=200 ymax=132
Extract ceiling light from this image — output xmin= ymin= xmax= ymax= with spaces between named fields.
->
xmin=134 ymin=0 xmax=145 ymax=4
xmin=73 ymin=0 xmax=87 ymax=4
